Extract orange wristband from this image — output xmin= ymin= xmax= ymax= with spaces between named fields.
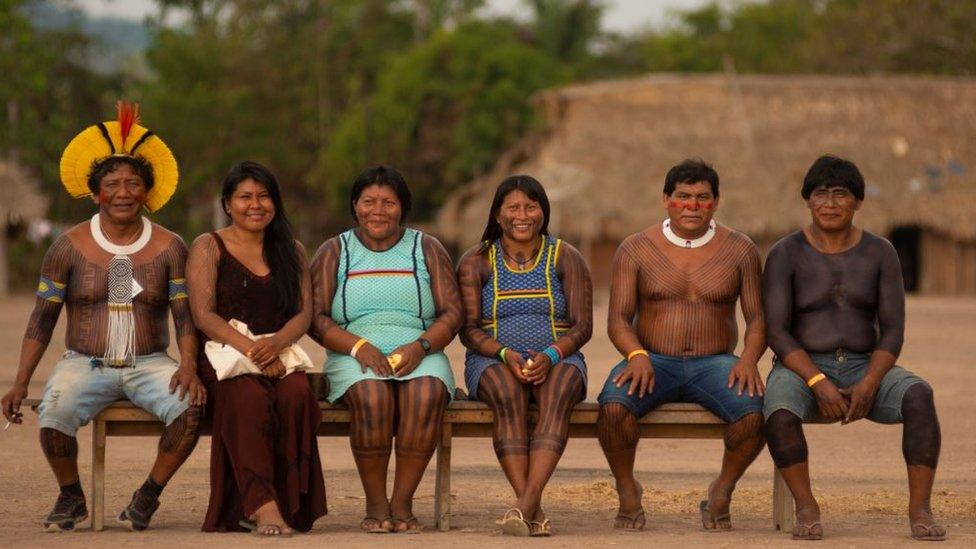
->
xmin=350 ymin=338 xmax=368 ymax=358
xmin=806 ymin=373 xmax=826 ymax=388
xmin=627 ymin=349 xmax=649 ymax=361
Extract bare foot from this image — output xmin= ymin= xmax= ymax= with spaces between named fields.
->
xmin=390 ymin=501 xmax=423 ymax=533
xmin=700 ymin=480 xmax=733 ymax=531
xmin=792 ymin=502 xmax=823 ymax=540
xmin=613 ymin=480 xmax=645 ymax=530
xmin=909 ymin=506 xmax=947 ymax=541
xmin=250 ymin=500 xmax=294 ymax=536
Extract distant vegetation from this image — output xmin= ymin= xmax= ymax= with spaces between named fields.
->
xmin=3 ymin=0 xmax=975 ymax=246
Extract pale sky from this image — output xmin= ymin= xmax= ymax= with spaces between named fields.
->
xmin=76 ymin=0 xmax=713 ymax=32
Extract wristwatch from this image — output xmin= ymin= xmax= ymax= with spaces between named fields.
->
xmin=417 ymin=338 xmax=432 ymax=355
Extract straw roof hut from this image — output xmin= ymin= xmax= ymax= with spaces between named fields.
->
xmin=438 ymin=74 xmax=976 ymax=294
xmin=0 ymin=160 xmax=49 ymax=296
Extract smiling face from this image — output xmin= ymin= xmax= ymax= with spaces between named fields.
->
xmin=807 ymin=185 xmax=861 ymax=232
xmin=94 ymin=163 xmax=149 ymax=224
xmin=495 ymin=189 xmax=545 ymax=244
xmin=662 ymin=180 xmax=718 ymax=237
xmin=353 ymin=183 xmax=402 ymax=241
xmin=226 ymin=178 xmax=275 ymax=233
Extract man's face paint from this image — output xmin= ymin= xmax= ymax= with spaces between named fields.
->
xmin=662 ymin=181 xmax=717 ymax=237
xmin=95 ymin=163 xmax=148 ymax=224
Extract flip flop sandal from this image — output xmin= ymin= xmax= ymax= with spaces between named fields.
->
xmin=529 ymin=517 xmax=552 ymax=537
xmin=497 ymin=508 xmax=530 ymax=537
xmin=792 ymin=521 xmax=824 ymax=540
xmin=911 ymin=523 xmax=947 ymax=541
xmin=244 ymin=522 xmax=292 ymax=538
xmin=360 ymin=516 xmax=392 ymax=534
xmin=613 ymin=508 xmax=646 ymax=531
xmin=392 ymin=515 xmax=424 ymax=534
xmin=699 ymin=500 xmax=732 ymax=531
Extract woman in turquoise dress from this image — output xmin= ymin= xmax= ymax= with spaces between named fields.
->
xmin=309 ymin=166 xmax=461 ymax=534
xmin=457 ymin=175 xmax=593 ymax=536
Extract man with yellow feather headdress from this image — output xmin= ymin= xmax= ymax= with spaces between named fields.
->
xmin=1 ymin=102 xmax=204 ymax=532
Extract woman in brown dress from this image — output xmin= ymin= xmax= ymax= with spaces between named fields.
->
xmin=187 ymin=161 xmax=326 ymax=536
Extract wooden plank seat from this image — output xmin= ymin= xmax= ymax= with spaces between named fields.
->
xmin=25 ymin=387 xmax=805 ymax=533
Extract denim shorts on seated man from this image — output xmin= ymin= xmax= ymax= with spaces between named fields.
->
xmin=37 ymin=350 xmax=190 ymax=436
xmin=597 ymin=353 xmax=763 ymax=423
xmin=762 ymin=350 xmax=927 ymax=424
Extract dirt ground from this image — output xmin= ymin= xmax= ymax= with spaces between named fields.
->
xmin=0 ymin=293 xmax=974 ymax=548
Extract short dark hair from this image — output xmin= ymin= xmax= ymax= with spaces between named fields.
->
xmin=87 ymin=156 xmax=155 ymax=195
xmin=664 ymin=158 xmax=719 ymax=197
xmin=349 ymin=165 xmax=412 ymax=222
xmin=479 ymin=175 xmax=551 ymax=248
xmin=801 ymin=155 xmax=865 ymax=201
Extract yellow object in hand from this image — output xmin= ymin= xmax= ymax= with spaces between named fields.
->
xmin=388 ymin=353 xmax=403 ymax=370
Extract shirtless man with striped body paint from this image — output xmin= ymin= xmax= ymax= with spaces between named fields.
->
xmin=596 ymin=159 xmax=767 ymax=531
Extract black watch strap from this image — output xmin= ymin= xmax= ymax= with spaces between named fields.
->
xmin=417 ymin=337 xmax=432 ymax=355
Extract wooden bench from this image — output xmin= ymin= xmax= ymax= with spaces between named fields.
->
xmin=26 ymin=396 xmax=801 ymax=533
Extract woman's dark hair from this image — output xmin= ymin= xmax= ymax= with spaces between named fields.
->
xmin=221 ymin=161 xmax=301 ymax=318
xmin=801 ymin=155 xmax=865 ymax=201
xmin=87 ymin=156 xmax=155 ymax=194
xmin=349 ymin=165 xmax=412 ymax=222
xmin=663 ymin=158 xmax=719 ymax=197
xmin=478 ymin=175 xmax=551 ymax=251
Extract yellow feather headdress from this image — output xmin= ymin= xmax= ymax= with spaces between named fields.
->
xmin=59 ymin=101 xmax=178 ymax=212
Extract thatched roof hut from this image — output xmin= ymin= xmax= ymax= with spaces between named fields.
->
xmin=439 ymin=74 xmax=976 ymax=294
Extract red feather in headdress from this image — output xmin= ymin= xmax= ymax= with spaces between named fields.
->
xmin=116 ymin=100 xmax=141 ymax=152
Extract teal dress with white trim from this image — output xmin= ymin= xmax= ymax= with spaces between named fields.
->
xmin=324 ymin=228 xmax=454 ymax=403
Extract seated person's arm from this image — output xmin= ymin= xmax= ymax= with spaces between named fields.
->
xmin=457 ymin=247 xmax=506 ymax=358
xmin=186 ymin=234 xmax=257 ymax=355
xmin=307 ymin=238 xmax=371 ymax=353
xmin=419 ymin=235 xmax=463 ymax=352
xmin=738 ymin=242 xmax=766 ymax=365
xmin=607 ymin=244 xmax=643 ymax=356
xmin=552 ymin=242 xmax=593 ymax=358
xmin=2 ymin=236 xmax=71 ymax=422
xmin=265 ymin=241 xmax=313 ymax=349
xmin=167 ymin=237 xmax=199 ymax=366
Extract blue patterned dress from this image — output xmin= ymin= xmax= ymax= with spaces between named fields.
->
xmin=324 ymin=228 xmax=454 ymax=403
xmin=464 ymin=236 xmax=586 ymax=398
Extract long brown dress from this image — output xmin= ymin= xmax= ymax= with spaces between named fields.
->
xmin=198 ymin=232 xmax=326 ymax=532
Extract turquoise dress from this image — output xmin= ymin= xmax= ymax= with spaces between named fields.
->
xmin=324 ymin=228 xmax=454 ymax=403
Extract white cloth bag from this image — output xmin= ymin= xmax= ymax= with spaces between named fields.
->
xmin=204 ymin=319 xmax=313 ymax=381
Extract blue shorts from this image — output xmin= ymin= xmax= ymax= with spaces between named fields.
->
xmin=597 ymin=353 xmax=763 ymax=423
xmin=763 ymin=351 xmax=926 ymax=424
xmin=37 ymin=351 xmax=190 ymax=436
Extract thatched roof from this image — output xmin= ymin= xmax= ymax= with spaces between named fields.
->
xmin=0 ymin=160 xmax=48 ymax=225
xmin=438 ymin=74 xmax=976 ymax=250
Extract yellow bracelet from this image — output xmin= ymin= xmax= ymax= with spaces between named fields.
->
xmin=350 ymin=338 xmax=368 ymax=358
xmin=627 ymin=349 xmax=649 ymax=361
xmin=806 ymin=373 xmax=826 ymax=388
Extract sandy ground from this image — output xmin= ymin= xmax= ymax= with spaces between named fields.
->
xmin=0 ymin=293 xmax=974 ymax=548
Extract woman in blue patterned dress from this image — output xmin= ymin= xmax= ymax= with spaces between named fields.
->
xmin=309 ymin=166 xmax=462 ymax=534
xmin=457 ymin=175 xmax=593 ymax=536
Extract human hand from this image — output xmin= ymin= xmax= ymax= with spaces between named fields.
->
xmin=727 ymin=361 xmax=764 ymax=397
xmin=501 ymin=349 xmax=531 ymax=383
xmin=391 ymin=341 xmax=426 ymax=378
xmin=838 ymin=378 xmax=879 ymax=424
xmin=1 ymin=384 xmax=27 ymax=425
xmin=810 ymin=377 xmax=848 ymax=420
xmin=247 ymin=338 xmax=282 ymax=368
xmin=357 ymin=342 xmax=393 ymax=377
xmin=524 ymin=351 xmax=552 ymax=385
xmin=614 ymin=354 xmax=655 ymax=398
xmin=169 ymin=366 xmax=207 ymax=406
xmin=261 ymin=358 xmax=287 ymax=379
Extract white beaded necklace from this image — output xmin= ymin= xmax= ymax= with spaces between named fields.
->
xmin=662 ymin=219 xmax=716 ymax=249
xmin=90 ymin=213 xmax=152 ymax=255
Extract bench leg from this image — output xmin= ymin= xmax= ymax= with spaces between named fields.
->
xmin=434 ymin=423 xmax=452 ymax=532
xmin=92 ymin=419 xmax=106 ymax=531
xmin=772 ymin=467 xmax=794 ymax=532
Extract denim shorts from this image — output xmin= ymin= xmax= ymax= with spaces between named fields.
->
xmin=37 ymin=350 xmax=190 ymax=436
xmin=597 ymin=353 xmax=763 ymax=423
xmin=762 ymin=350 xmax=927 ymax=424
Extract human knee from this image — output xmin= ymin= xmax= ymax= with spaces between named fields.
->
xmin=159 ymin=406 xmax=202 ymax=455
xmin=901 ymin=383 xmax=936 ymax=419
xmin=901 ymin=383 xmax=940 ymax=468
xmin=597 ymin=403 xmax=638 ymax=450
xmin=406 ymin=378 xmax=447 ymax=411
xmin=724 ymin=412 xmax=764 ymax=451
xmin=764 ymin=409 xmax=807 ymax=468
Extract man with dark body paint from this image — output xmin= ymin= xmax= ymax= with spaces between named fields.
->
xmin=1 ymin=103 xmax=204 ymax=532
xmin=596 ymin=159 xmax=767 ymax=531
xmin=762 ymin=155 xmax=945 ymax=541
